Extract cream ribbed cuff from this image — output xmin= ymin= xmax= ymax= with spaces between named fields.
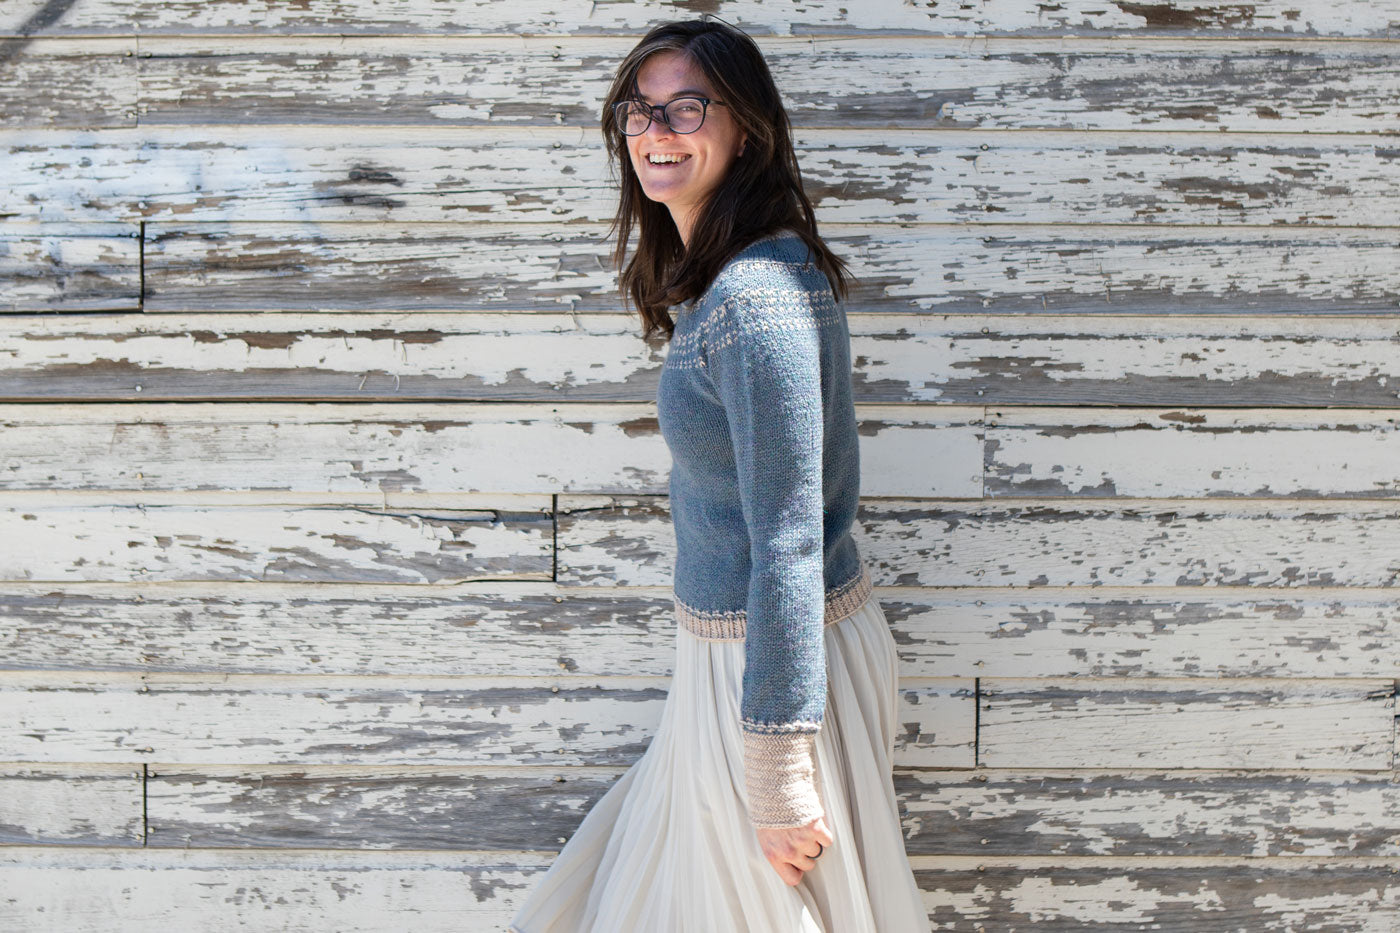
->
xmin=742 ymin=728 xmax=824 ymax=829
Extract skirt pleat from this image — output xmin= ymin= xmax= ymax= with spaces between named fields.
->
xmin=508 ymin=591 xmax=930 ymax=933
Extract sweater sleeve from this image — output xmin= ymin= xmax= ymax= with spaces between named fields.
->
xmin=702 ymin=282 xmax=829 ymax=829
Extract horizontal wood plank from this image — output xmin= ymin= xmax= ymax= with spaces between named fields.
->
xmin=1 ymin=674 xmax=975 ymax=768
xmin=985 ymin=407 xmax=1400 ymax=498
xmin=0 ymin=501 xmax=554 ymax=583
xmin=4 ymin=583 xmax=1398 ymax=679
xmin=558 ymin=495 xmax=1400 ymax=588
xmin=4 ymin=850 xmax=1399 ymax=932
xmin=0 ymin=225 xmax=140 ymax=313
xmin=0 ymin=402 xmax=982 ymax=497
xmin=138 ymin=764 xmax=1400 ymax=856
xmin=5 ymin=311 xmax=1400 ymax=407
xmin=5 ymin=0 xmax=1397 ymax=37
xmin=12 ymin=37 xmax=1399 ymax=133
xmin=133 ymin=223 xmax=1400 ymax=313
xmin=978 ymin=678 xmax=1395 ymax=769
xmin=8 ymin=128 xmax=1396 ymax=226
xmin=0 ymin=765 xmax=143 ymax=846
xmin=898 ymin=769 xmax=1400 ymax=857
xmin=9 ymin=402 xmax=1400 ymax=499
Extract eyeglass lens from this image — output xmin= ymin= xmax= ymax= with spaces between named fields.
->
xmin=617 ymin=98 xmax=707 ymax=135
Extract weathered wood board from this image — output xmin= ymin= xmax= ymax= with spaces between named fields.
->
xmin=0 ymin=224 xmax=140 ymax=312
xmin=896 ymin=769 xmax=1400 ymax=857
xmin=5 ymin=0 xmax=1398 ymax=37
xmin=135 ymin=765 xmax=1400 ymax=857
xmin=7 ymin=128 xmax=1397 ymax=225
xmin=132 ymin=223 xmax=1400 ymax=313
xmin=6 ymin=583 xmax=1396 ymax=679
xmin=0 ymin=402 xmax=982 ymax=497
xmin=0 ymin=501 xmax=554 ymax=583
xmin=4 ymin=849 xmax=1399 ymax=932
xmin=558 ymin=495 xmax=1400 ymax=588
xmin=0 ymin=765 xmax=144 ymax=846
xmin=5 ymin=311 xmax=1400 ymax=407
xmin=977 ymin=678 xmax=1396 ymax=769
xmin=0 ymin=673 xmax=976 ymax=768
xmin=10 ymin=36 xmax=1400 ymax=133
xmin=7 ymin=402 xmax=1400 ymax=498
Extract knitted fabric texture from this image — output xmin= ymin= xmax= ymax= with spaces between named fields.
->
xmin=657 ymin=229 xmax=868 ymax=828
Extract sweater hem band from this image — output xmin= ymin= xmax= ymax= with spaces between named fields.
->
xmin=673 ymin=562 xmax=873 ymax=642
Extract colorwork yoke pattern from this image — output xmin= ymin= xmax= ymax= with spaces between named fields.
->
xmin=656 ymin=229 xmax=870 ymax=829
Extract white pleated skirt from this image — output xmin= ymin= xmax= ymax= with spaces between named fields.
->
xmin=508 ymin=589 xmax=931 ymax=933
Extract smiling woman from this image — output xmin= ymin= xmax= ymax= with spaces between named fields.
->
xmin=508 ymin=16 xmax=931 ymax=933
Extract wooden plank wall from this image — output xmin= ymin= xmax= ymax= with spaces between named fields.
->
xmin=2 ymin=1 xmax=1399 ymax=929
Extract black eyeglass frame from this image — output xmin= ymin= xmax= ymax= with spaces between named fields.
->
xmin=612 ymin=96 xmax=726 ymax=136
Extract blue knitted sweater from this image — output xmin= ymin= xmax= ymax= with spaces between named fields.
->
xmin=657 ymin=229 xmax=871 ymax=829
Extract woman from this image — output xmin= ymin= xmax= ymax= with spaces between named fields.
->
xmin=509 ymin=18 xmax=930 ymax=933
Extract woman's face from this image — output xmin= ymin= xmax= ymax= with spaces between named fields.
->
xmin=624 ymin=50 xmax=747 ymax=243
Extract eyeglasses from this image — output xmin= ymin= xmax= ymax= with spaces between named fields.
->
xmin=613 ymin=97 xmax=725 ymax=136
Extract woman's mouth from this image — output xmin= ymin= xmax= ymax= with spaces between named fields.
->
xmin=646 ymin=152 xmax=692 ymax=168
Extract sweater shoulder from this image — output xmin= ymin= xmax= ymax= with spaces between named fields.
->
xmin=696 ymin=233 xmax=839 ymax=341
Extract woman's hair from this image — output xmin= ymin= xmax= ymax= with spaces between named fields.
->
xmin=600 ymin=18 xmax=851 ymax=341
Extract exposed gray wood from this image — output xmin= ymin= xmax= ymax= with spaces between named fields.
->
xmin=912 ymin=862 xmax=1400 ymax=931
xmin=0 ymin=224 xmax=139 ymax=312
xmin=5 ymin=311 xmax=1400 ymax=407
xmin=0 ymin=37 xmax=135 ymax=128
xmin=0 ymin=848 xmax=541 ymax=933
xmin=985 ymin=408 xmax=1400 ymax=499
xmin=144 ymin=765 xmax=628 ymax=850
xmin=4 ymin=583 xmax=1398 ymax=679
xmin=8 ymin=128 xmax=1397 ymax=226
xmin=0 ymin=765 xmax=143 ymax=846
xmin=558 ymin=495 xmax=1400 ymax=588
xmin=4 ymin=850 xmax=1399 ymax=932
xmin=141 ymin=765 xmax=1400 ymax=856
xmin=0 ymin=402 xmax=981 ymax=497
xmin=978 ymin=678 xmax=1396 ymax=769
xmin=5 ymin=0 xmax=1397 ymax=38
xmin=134 ymin=223 xmax=1400 ymax=313
xmin=13 ymin=401 xmax=1400 ymax=500
xmin=6 ymin=36 xmax=1387 ymax=133
xmin=897 ymin=769 xmax=1400 ymax=857
xmin=1 ymin=673 xmax=975 ymax=768
xmin=0 ymin=501 xmax=553 ymax=583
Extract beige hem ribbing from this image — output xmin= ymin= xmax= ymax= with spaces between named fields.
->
xmin=673 ymin=562 xmax=873 ymax=642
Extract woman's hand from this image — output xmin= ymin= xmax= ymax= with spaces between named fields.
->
xmin=755 ymin=815 xmax=834 ymax=886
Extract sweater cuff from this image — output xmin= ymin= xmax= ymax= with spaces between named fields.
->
xmin=742 ymin=728 xmax=824 ymax=829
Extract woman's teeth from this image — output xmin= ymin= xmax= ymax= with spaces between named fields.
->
xmin=648 ymin=153 xmax=690 ymax=164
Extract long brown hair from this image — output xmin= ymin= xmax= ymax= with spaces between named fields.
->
xmin=601 ymin=18 xmax=851 ymax=342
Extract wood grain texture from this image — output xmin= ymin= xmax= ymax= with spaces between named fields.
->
xmin=0 ymin=765 xmax=143 ymax=846
xmin=4 ymin=850 xmax=1400 ymax=932
xmin=0 ymin=501 xmax=553 ymax=583
xmin=7 ymin=583 xmax=1396 ymax=678
xmin=985 ymin=407 xmax=1400 ymax=499
xmin=137 ymin=765 xmax=1400 ymax=856
xmin=6 ymin=128 xmax=1396 ymax=226
xmin=897 ymin=769 xmax=1400 ymax=857
xmin=8 ymin=401 xmax=1400 ymax=499
xmin=912 ymin=862 xmax=1400 ymax=931
xmin=977 ymin=678 xmax=1396 ymax=769
xmin=0 ymin=224 xmax=140 ymax=312
xmin=558 ymin=495 xmax=1400 ymax=588
xmin=2 ymin=673 xmax=975 ymax=768
xmin=133 ymin=222 xmax=1400 ymax=313
xmin=5 ymin=0 xmax=1398 ymax=37
xmin=11 ymin=36 xmax=1399 ymax=133
xmin=5 ymin=311 xmax=1400 ymax=407
xmin=0 ymin=402 xmax=981 ymax=497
